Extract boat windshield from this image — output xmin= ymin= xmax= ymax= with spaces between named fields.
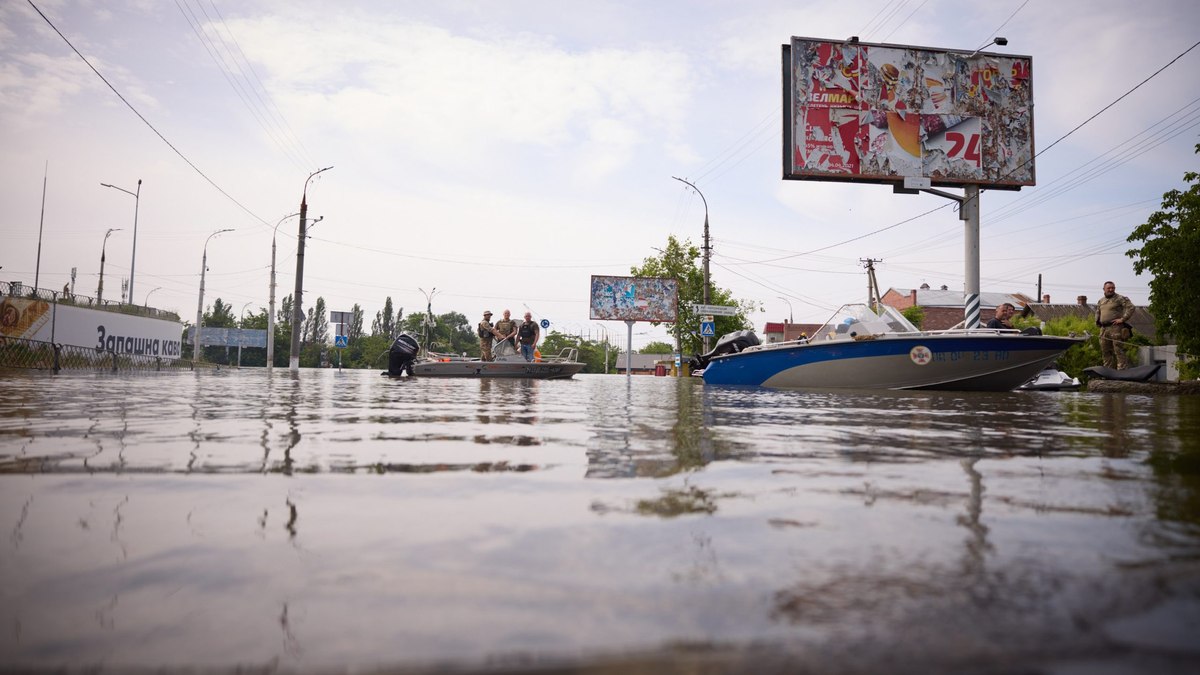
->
xmin=809 ymin=304 xmax=920 ymax=341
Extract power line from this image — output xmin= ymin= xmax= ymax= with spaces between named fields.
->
xmin=25 ymin=0 xmax=272 ymax=229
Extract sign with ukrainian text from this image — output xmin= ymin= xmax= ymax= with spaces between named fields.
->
xmin=783 ymin=36 xmax=1034 ymax=189
xmin=589 ymin=276 xmax=678 ymax=323
xmin=0 ymin=295 xmax=183 ymax=358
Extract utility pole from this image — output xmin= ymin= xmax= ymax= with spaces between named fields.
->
xmin=861 ymin=258 xmax=882 ymax=310
xmin=289 ymin=167 xmax=332 ymax=371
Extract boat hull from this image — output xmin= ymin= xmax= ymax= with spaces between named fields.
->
xmin=702 ymin=334 xmax=1081 ymax=391
xmin=408 ymin=359 xmax=585 ymax=379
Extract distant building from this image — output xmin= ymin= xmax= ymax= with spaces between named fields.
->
xmin=614 ymin=352 xmax=673 ymax=374
xmin=880 ymin=283 xmax=1033 ymax=329
xmin=762 ymin=321 xmax=823 ymax=343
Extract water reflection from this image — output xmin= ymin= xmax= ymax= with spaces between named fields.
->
xmin=1 ymin=370 xmax=1199 ymax=672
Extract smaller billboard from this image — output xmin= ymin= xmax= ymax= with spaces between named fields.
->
xmin=589 ymin=276 xmax=678 ymax=322
xmin=189 ymin=327 xmax=268 ymax=348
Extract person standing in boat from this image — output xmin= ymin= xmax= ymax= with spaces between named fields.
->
xmin=517 ymin=311 xmax=540 ymax=361
xmin=986 ymin=303 xmax=1016 ymax=329
xmin=1096 ymin=281 xmax=1135 ymax=370
xmin=478 ymin=310 xmax=497 ymax=361
xmin=493 ymin=309 xmax=518 ymax=356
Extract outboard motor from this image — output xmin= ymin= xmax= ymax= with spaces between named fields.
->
xmin=690 ymin=329 xmax=760 ymax=371
xmin=385 ymin=332 xmax=421 ymax=376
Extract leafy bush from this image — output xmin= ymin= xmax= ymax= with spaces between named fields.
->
xmin=1014 ymin=314 xmax=1142 ymax=378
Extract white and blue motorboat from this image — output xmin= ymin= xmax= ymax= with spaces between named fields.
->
xmin=697 ymin=304 xmax=1083 ymax=392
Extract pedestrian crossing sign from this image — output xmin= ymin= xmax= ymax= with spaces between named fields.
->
xmin=335 ymin=335 xmax=348 ymax=349
xmin=700 ymin=321 xmax=715 ymax=337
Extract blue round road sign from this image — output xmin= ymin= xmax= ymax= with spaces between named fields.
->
xmin=540 ymin=319 xmax=550 ymax=329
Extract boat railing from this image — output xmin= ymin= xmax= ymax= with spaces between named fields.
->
xmin=541 ymin=347 xmax=579 ymax=363
xmin=744 ymin=326 xmax=1035 ymax=353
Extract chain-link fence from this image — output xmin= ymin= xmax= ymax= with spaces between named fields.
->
xmin=1 ymin=336 xmax=207 ymax=372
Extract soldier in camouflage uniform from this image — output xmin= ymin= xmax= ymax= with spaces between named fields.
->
xmin=478 ymin=311 xmax=496 ymax=361
xmin=1095 ymin=281 xmax=1135 ymax=370
xmin=493 ymin=309 xmax=518 ymax=357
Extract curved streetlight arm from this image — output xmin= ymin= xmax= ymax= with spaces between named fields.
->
xmin=97 ymin=227 xmax=123 ymax=303
xmin=205 ymin=228 xmax=235 ymax=250
xmin=673 ymin=175 xmax=713 ymax=353
xmin=100 ymin=179 xmax=141 ymax=302
xmin=777 ymin=296 xmax=794 ymax=324
xmin=100 ymin=183 xmax=136 ymax=198
xmin=305 ymin=215 xmax=325 ymax=237
xmin=303 ymin=166 xmax=334 ymax=205
xmin=273 ymin=212 xmax=301 ymax=238
xmin=671 ymin=176 xmax=708 ymax=213
xmin=195 ymin=229 xmax=234 ymax=362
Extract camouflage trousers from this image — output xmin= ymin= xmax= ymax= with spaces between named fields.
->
xmin=480 ymin=338 xmax=493 ymax=362
xmin=1100 ymin=324 xmax=1130 ymax=370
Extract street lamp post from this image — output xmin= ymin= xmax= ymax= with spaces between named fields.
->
xmin=777 ymin=296 xmax=793 ymax=324
xmin=418 ymin=287 xmax=439 ymax=356
xmin=100 ymin=179 xmax=141 ymax=303
xmin=144 ymin=286 xmax=162 ymax=308
xmin=97 ymin=227 xmax=122 ymax=304
xmin=290 ymin=167 xmax=333 ymax=372
xmin=194 ymin=229 xmax=234 ymax=363
xmin=672 ymin=176 xmax=711 ymax=351
xmin=267 ymin=212 xmax=301 ymax=371
xmin=238 ymin=301 xmax=252 ymax=368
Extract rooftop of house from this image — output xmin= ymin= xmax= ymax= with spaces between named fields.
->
xmin=884 ymin=286 xmax=1033 ymax=309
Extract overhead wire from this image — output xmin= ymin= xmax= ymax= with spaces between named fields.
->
xmin=175 ymin=0 xmax=312 ymax=173
xmin=880 ymin=0 xmax=929 ymax=42
xmin=25 ymin=0 xmax=273 ymax=229
xmin=204 ymin=0 xmax=317 ymax=169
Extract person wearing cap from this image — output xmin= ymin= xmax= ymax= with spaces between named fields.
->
xmin=477 ymin=310 xmax=497 ymax=361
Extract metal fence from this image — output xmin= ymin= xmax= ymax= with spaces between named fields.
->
xmin=1 ymin=281 xmax=180 ymax=322
xmin=0 ymin=336 xmax=207 ymax=373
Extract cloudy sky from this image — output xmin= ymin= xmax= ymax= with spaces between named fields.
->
xmin=2 ymin=0 xmax=1198 ymax=348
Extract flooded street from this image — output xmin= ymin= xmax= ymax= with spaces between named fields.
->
xmin=2 ymin=369 xmax=1199 ymax=674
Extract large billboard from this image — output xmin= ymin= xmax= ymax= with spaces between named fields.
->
xmin=1 ymin=296 xmax=184 ymax=358
xmin=589 ymin=276 xmax=678 ymax=322
xmin=783 ymin=36 xmax=1034 ymax=189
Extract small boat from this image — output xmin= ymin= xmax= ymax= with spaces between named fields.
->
xmin=697 ymin=303 xmax=1083 ymax=392
xmin=1017 ymin=365 xmax=1081 ymax=391
xmin=383 ymin=333 xmax=585 ymax=379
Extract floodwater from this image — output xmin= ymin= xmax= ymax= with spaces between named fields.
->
xmin=1 ymin=369 xmax=1199 ymax=674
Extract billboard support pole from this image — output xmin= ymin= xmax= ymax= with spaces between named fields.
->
xmin=962 ymin=185 xmax=981 ymax=328
xmin=625 ymin=320 xmax=634 ymax=377
xmin=920 ymin=185 xmax=981 ymax=329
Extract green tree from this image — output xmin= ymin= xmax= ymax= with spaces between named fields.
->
xmin=641 ymin=340 xmax=676 ymax=354
xmin=205 ymin=298 xmax=236 ymax=327
xmin=308 ymin=297 xmax=329 ymax=346
xmin=348 ymin=304 xmax=365 ymax=341
xmin=399 ymin=311 xmax=476 ymax=355
xmin=1127 ymin=143 xmax=1200 ymax=378
xmin=902 ymin=305 xmax=925 ymax=329
xmin=372 ymin=297 xmax=396 ymax=337
xmin=270 ymin=294 xmax=294 ymax=367
xmin=630 ymin=235 xmax=755 ymax=356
